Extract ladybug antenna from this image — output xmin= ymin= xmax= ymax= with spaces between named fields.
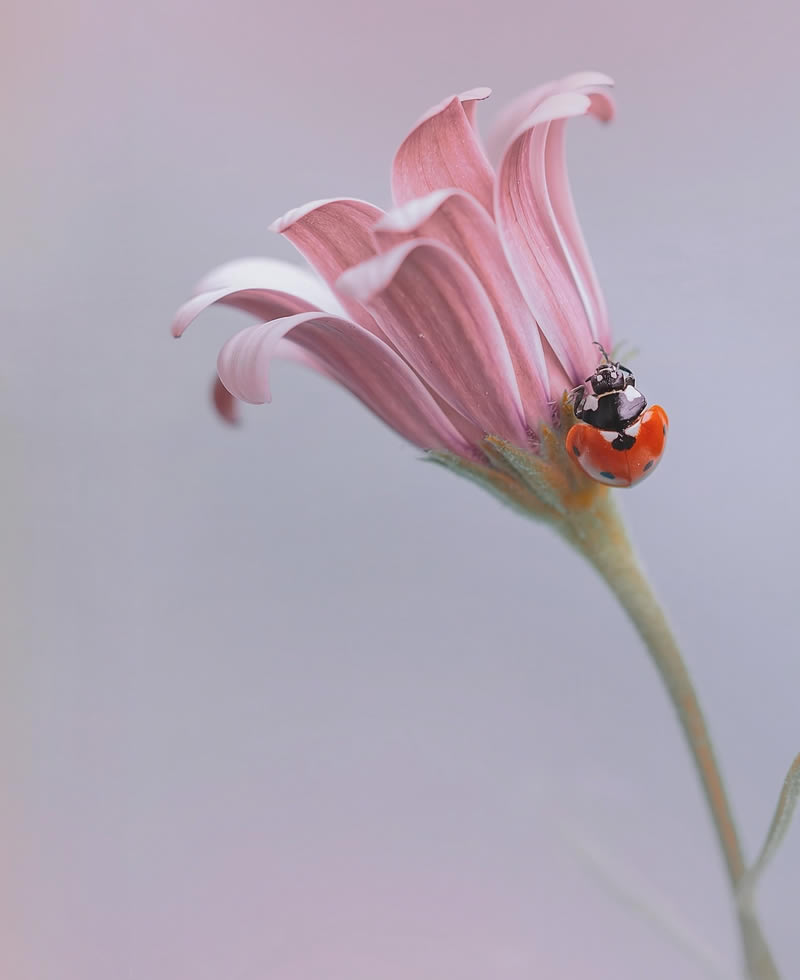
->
xmin=592 ymin=341 xmax=613 ymax=363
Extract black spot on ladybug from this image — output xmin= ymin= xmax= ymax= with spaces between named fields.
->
xmin=572 ymin=445 xmax=581 ymax=457
xmin=611 ymin=431 xmax=636 ymax=451
xmin=643 ymin=460 xmax=654 ymax=472
xmin=662 ymin=424 xmax=666 ymax=434
xmin=600 ymin=471 xmax=615 ymax=480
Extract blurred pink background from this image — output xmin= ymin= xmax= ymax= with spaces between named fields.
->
xmin=4 ymin=0 xmax=800 ymax=977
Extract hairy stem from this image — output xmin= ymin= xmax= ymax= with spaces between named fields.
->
xmin=561 ymin=496 xmax=779 ymax=980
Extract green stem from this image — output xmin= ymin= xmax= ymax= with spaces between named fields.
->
xmin=562 ymin=497 xmax=779 ymax=980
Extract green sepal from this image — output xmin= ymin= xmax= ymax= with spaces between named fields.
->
xmin=480 ymin=436 xmax=569 ymax=516
xmin=424 ymin=450 xmax=550 ymax=520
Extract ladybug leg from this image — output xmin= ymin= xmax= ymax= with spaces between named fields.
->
xmin=570 ymin=386 xmax=586 ymax=418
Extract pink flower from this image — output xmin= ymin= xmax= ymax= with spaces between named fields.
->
xmin=173 ymin=71 xmax=615 ymax=466
xmin=170 ymin=75 xmax=789 ymax=980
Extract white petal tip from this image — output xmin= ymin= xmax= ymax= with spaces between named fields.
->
xmin=524 ymin=92 xmax=592 ymax=129
xmin=194 ymin=257 xmax=293 ymax=292
xmin=334 ymin=266 xmax=363 ymax=300
xmin=335 ymin=242 xmax=421 ymax=303
xmin=374 ymin=189 xmax=457 ymax=234
xmin=573 ymin=70 xmax=615 ymax=88
xmin=270 ymin=197 xmax=377 ymax=235
xmin=460 ymin=86 xmax=492 ymax=102
xmin=409 ymin=86 xmax=489 ymax=131
xmin=171 ymin=297 xmax=203 ymax=338
xmin=269 ymin=199 xmax=337 ymax=234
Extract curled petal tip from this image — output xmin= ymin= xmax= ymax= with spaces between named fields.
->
xmin=214 ymin=311 xmax=474 ymax=452
xmin=414 ymin=93 xmax=461 ymax=128
xmin=270 ymin=197 xmax=376 ymax=235
xmin=404 ymin=86 xmax=489 ymax=133
xmin=212 ymin=376 xmax=241 ymax=424
xmin=373 ymin=189 xmax=456 ymax=234
xmin=485 ymin=71 xmax=614 ymax=167
xmin=334 ymin=262 xmax=369 ymax=301
xmin=171 ymin=297 xmax=203 ymax=339
xmin=572 ymin=70 xmax=615 ymax=88
xmin=460 ymin=85 xmax=491 ymax=101
xmin=392 ymin=90 xmax=494 ymax=213
xmin=335 ymin=241 xmax=419 ymax=304
xmin=268 ymin=202 xmax=319 ymax=235
xmin=525 ymin=91 xmax=592 ymax=129
xmin=269 ymin=199 xmax=335 ymax=234
xmin=590 ymin=93 xmax=616 ymax=123
xmin=194 ymin=257 xmax=284 ymax=293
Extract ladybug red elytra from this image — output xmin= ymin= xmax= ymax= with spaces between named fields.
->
xmin=566 ymin=345 xmax=668 ymax=488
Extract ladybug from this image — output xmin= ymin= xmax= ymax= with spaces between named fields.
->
xmin=566 ymin=345 xmax=668 ymax=487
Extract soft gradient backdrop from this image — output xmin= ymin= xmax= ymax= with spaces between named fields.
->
xmin=4 ymin=0 xmax=800 ymax=977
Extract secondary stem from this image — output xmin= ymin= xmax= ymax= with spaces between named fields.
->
xmin=561 ymin=496 xmax=779 ymax=979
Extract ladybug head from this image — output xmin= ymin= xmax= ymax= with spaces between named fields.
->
xmin=585 ymin=343 xmax=635 ymax=395
xmin=587 ymin=362 xmax=627 ymax=394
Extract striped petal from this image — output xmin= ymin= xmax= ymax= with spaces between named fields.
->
xmin=272 ymin=197 xmax=491 ymax=449
xmin=173 ymin=286 xmax=317 ymax=339
xmin=392 ymin=90 xmax=495 ymax=215
xmin=486 ymin=70 xmax=613 ymax=165
xmin=374 ymin=190 xmax=551 ymax=420
xmin=174 ymin=258 xmax=342 ymax=423
xmin=270 ymin=198 xmax=387 ymax=337
xmin=495 ymin=90 xmax=612 ymax=383
xmin=542 ymin=86 xmax=615 ymax=353
xmin=172 ymin=257 xmax=338 ymax=339
xmin=216 ymin=312 xmax=473 ymax=453
xmin=337 ymin=240 xmax=528 ymax=445
xmin=194 ymin=257 xmax=342 ymax=311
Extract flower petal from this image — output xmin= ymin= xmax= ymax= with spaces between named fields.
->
xmin=543 ymin=89 xmax=615 ymax=353
xmin=216 ymin=312 xmax=474 ymax=454
xmin=270 ymin=197 xmax=390 ymax=338
xmin=172 ymin=285 xmax=318 ymax=339
xmin=541 ymin=337 xmax=573 ymax=410
xmin=210 ymin=340 xmax=339 ymax=425
xmin=212 ymin=375 xmax=240 ymax=425
xmin=458 ymin=86 xmax=492 ymax=128
xmin=337 ymin=240 xmax=528 ymax=445
xmin=270 ymin=198 xmax=382 ymax=284
xmin=194 ymin=256 xmax=342 ymax=312
xmin=374 ymin=190 xmax=551 ymax=420
xmin=172 ymin=257 xmax=340 ymax=339
xmin=392 ymin=92 xmax=495 ymax=215
xmin=271 ymin=197 xmax=489 ymax=449
xmin=486 ymin=71 xmax=613 ymax=165
xmin=495 ymin=91 xmax=612 ymax=383
xmin=492 ymin=74 xmax=615 ymax=368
